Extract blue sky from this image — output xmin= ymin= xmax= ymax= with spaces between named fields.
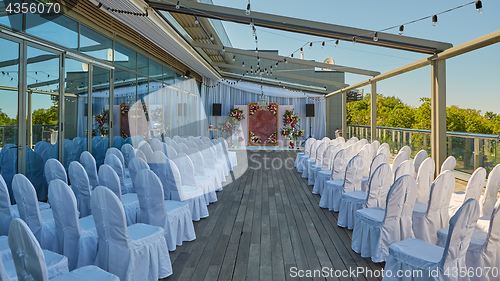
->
xmin=213 ymin=0 xmax=500 ymax=113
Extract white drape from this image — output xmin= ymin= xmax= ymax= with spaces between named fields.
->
xmin=202 ymin=79 xmax=327 ymax=139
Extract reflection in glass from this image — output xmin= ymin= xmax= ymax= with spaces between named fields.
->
xmin=0 ymin=37 xmax=18 ymax=149
xmin=26 ymin=11 xmax=78 ymax=49
xmin=149 ymin=60 xmax=162 ymax=81
xmin=114 ymin=43 xmax=137 ymax=71
xmin=163 ymin=67 xmax=175 ymax=85
xmin=114 ymin=68 xmax=136 ymax=140
xmin=92 ymin=66 xmax=111 ymax=167
xmin=138 ymin=53 xmax=148 ymax=76
xmin=0 ymin=0 xmax=22 ymax=30
xmin=80 ymin=25 xmax=113 ymax=62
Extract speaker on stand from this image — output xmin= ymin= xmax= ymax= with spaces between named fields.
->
xmin=211 ymin=103 xmax=222 ymax=139
xmin=304 ymin=104 xmax=315 ymax=144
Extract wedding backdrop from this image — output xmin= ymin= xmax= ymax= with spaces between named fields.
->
xmin=201 ymin=79 xmax=327 ymax=143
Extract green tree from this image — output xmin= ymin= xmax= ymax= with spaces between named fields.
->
xmin=32 ymin=101 xmax=58 ymax=125
xmin=413 ymin=98 xmax=431 ymax=130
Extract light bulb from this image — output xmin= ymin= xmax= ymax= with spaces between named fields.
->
xmin=249 ymin=20 xmax=254 ymax=27
xmin=352 ymin=37 xmax=356 ymax=45
xmin=373 ymin=32 xmax=378 ymax=42
xmin=194 ymin=17 xmax=199 ymax=25
xmin=284 ymin=58 xmax=288 ymax=64
xmin=257 ymin=56 xmax=260 ymax=62
xmin=309 ymin=42 xmax=313 ymax=49
xmin=291 ymin=53 xmax=293 ymax=58
xmin=476 ymin=1 xmax=483 ymax=14
xmin=335 ymin=39 xmax=339 ymax=47
xmin=432 ymin=15 xmax=437 ymax=26
xmin=255 ymin=48 xmax=258 ymax=53
xmin=300 ymin=47 xmax=303 ymax=52
xmin=246 ymin=3 xmax=251 ymax=15
xmin=322 ymin=41 xmax=325 ymax=48
xmin=399 ymin=25 xmax=404 ymax=36
xmin=242 ymin=62 xmax=245 ymax=67
xmin=210 ymin=34 xmax=214 ymax=41
xmin=176 ymin=1 xmax=180 ymax=9
xmin=221 ymin=46 xmax=225 ymax=53
xmin=232 ymin=55 xmax=236 ymax=62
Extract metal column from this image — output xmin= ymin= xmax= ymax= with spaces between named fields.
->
xmin=431 ymin=60 xmax=447 ymax=177
xmin=370 ymin=82 xmax=377 ymax=142
xmin=342 ymin=92 xmax=347 ymax=138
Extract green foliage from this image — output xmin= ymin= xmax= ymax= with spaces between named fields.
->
xmin=0 ymin=108 xmax=16 ymax=126
xmin=348 ymin=94 xmax=498 ymax=135
xmin=32 ymin=100 xmax=58 ymax=125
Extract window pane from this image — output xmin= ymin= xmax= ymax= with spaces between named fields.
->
xmin=114 ymin=43 xmax=136 ymax=71
xmin=163 ymin=67 xmax=175 ymax=85
xmin=0 ymin=37 xmax=18 ymax=149
xmin=114 ymin=68 xmax=136 ymax=141
xmin=0 ymin=1 xmax=22 ymax=30
xmin=149 ymin=60 xmax=162 ymax=81
xmin=26 ymin=11 xmax=78 ymax=49
xmin=92 ymin=66 xmax=110 ymax=166
xmin=64 ymin=58 xmax=89 ymax=162
xmin=138 ymin=53 xmax=148 ymax=76
xmin=80 ymin=25 xmax=113 ymax=62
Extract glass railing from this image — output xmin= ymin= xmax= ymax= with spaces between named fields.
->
xmin=0 ymin=124 xmax=58 ymax=148
xmin=347 ymin=124 xmax=500 ymax=175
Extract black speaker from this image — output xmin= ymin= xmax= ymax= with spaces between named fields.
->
xmin=306 ymin=104 xmax=315 ymax=117
xmin=213 ymin=103 xmax=222 ymax=116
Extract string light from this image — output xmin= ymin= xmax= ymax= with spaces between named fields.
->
xmin=335 ymin=40 xmax=339 ymax=47
xmin=476 ymin=1 xmax=483 ymax=14
xmin=373 ymin=32 xmax=378 ymax=42
xmin=194 ymin=16 xmax=199 ymax=25
xmin=210 ymin=34 xmax=214 ymax=41
xmin=321 ymin=41 xmax=325 ymax=48
xmin=398 ymin=25 xmax=404 ymax=35
xmin=309 ymin=42 xmax=313 ymax=49
xmin=176 ymin=1 xmax=180 ymax=9
xmin=432 ymin=15 xmax=438 ymax=26
xmin=232 ymin=55 xmax=236 ymax=62
xmin=246 ymin=2 xmax=251 ymax=16
xmin=221 ymin=46 xmax=225 ymax=53
xmin=352 ymin=37 xmax=356 ymax=45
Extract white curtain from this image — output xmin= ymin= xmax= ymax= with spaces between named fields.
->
xmin=201 ymin=78 xmax=326 ymax=139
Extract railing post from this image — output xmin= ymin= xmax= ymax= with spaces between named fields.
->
xmin=431 ymin=60 xmax=447 ymax=177
xmin=392 ymin=130 xmax=395 ymax=153
xmin=423 ymin=133 xmax=427 ymax=151
xmin=447 ymin=136 xmax=452 ymax=159
xmin=342 ymin=92 xmax=347 ymax=139
xmin=474 ymin=137 xmax=480 ymax=169
xmin=403 ymin=131 xmax=406 ymax=147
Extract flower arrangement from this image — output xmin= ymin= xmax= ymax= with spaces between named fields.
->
xmin=249 ymin=104 xmax=260 ymax=116
xmin=229 ymin=108 xmax=245 ymax=122
xmin=150 ymin=107 xmax=164 ymax=126
xmin=282 ymin=109 xmax=300 ymax=128
xmin=93 ymin=109 xmax=109 ymax=137
xmin=266 ymin=132 xmax=277 ymax=144
xmin=120 ymin=104 xmax=130 ymax=116
xmin=280 ymin=127 xmax=293 ymax=137
xmin=219 ymin=117 xmax=236 ymax=134
xmin=250 ymin=131 xmax=261 ymax=143
xmin=292 ymin=129 xmax=305 ymax=140
xmin=268 ymin=104 xmax=278 ymax=116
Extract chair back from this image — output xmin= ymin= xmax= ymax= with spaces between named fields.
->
xmin=369 ymin=153 xmax=389 ymax=179
xmin=353 ymin=139 xmax=368 ymax=154
xmin=377 ymin=145 xmax=390 ymax=161
xmin=427 ymin=170 xmax=456 ymax=227
xmin=480 ymin=164 xmax=500 ymax=217
xmin=177 ymin=143 xmax=190 ymax=155
xmin=394 ymin=160 xmax=415 ymax=182
xmin=345 ymin=137 xmax=358 ymax=146
xmin=343 ymin=155 xmax=365 ymax=193
xmin=464 ymin=167 xmax=486 ymax=202
xmin=150 ymin=138 xmax=163 ymax=152
xmin=138 ymin=142 xmax=154 ymax=163
xmin=212 ymin=140 xmax=224 ymax=158
xmin=173 ymin=135 xmax=182 ymax=143
xmin=8 ymin=218 xmax=49 ymax=281
xmin=398 ymin=146 xmax=411 ymax=159
xmin=64 ymin=140 xmax=81 ymax=170
xmin=345 ymin=144 xmax=356 ymax=160
xmin=415 ymin=157 xmax=435 ymax=204
xmin=48 ymin=179 xmax=82 ymax=270
xmin=172 ymin=153 xmax=197 ymax=187
xmin=440 ymin=199 xmax=480 ymax=270
xmin=314 ymin=143 xmax=327 ymax=164
xmin=92 ymin=138 xmax=108 ymax=167
xmin=357 ymin=147 xmax=371 ymax=177
xmin=199 ymin=144 xmax=216 ymax=168
xmin=80 ymin=151 xmax=99 ymax=189
xmin=98 ymin=165 xmax=123 ymax=201
xmin=135 ymin=149 xmax=147 ymax=163
xmin=149 ymin=152 xmax=176 ymax=200
xmin=186 ymin=140 xmax=198 ymax=148
xmin=413 ymin=150 xmax=428 ymax=174
xmin=106 ymin=147 xmax=125 ymax=168
xmin=113 ymin=136 xmax=125 ymax=150
xmin=366 ymin=163 xmax=392 ymax=208
xmin=128 ymin=157 xmax=150 ymax=186
xmin=218 ymin=138 xmax=231 ymax=155
xmin=68 ymin=161 xmax=92 ymax=217
xmin=91 ymin=186 xmax=131 ymax=278
xmin=194 ymin=138 xmax=204 ymax=146
xmin=120 ymin=144 xmax=134 ymax=168
xmin=331 ymin=149 xmax=348 ymax=180
xmin=381 ymin=175 xmax=417 ymax=248
xmin=187 ymin=148 xmax=206 ymax=177
xmin=12 ymin=174 xmax=43 ymax=242
xmin=309 ymin=140 xmax=322 ymax=160
xmin=391 ymin=151 xmax=408 ymax=174
xmin=440 ymin=155 xmax=456 ymax=173
xmin=483 ymin=199 xmax=500 ymax=264
xmin=304 ymin=138 xmax=316 ymax=156
xmin=0 ymin=174 xmax=15 ymax=235
xmin=321 ymin=145 xmax=339 ymax=171
xmin=104 ymin=154 xmax=125 ymax=190
xmin=165 ymin=145 xmax=178 ymax=159
xmin=165 ymin=137 xmax=177 ymax=147
xmin=134 ymin=170 xmax=167 ymax=229
xmin=370 ymin=141 xmax=381 ymax=159
xmin=44 ymin=159 xmax=67 ymax=185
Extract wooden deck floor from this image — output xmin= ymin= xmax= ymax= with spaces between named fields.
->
xmin=165 ymin=150 xmax=384 ymax=281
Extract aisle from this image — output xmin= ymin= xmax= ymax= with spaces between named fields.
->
xmin=165 ymin=150 xmax=383 ymax=281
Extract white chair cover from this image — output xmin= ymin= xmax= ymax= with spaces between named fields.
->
xmin=134 ymin=170 xmax=196 ymax=251
xmin=48 ymin=179 xmax=98 ymax=270
xmin=92 ymin=138 xmax=108 ymax=167
xmin=98 ymin=165 xmax=139 ymax=226
xmin=121 ymin=144 xmax=134 ymax=168
xmin=449 ymin=167 xmax=486 ymax=216
xmin=352 ymin=174 xmax=417 ymax=262
xmin=128 ymin=157 xmax=150 ymax=190
xmin=480 ymin=164 xmax=500 ymax=217
xmin=165 ymin=145 xmax=178 ymax=159
xmin=0 ymin=174 xmax=17 ymax=236
xmin=79 ymin=152 xmax=99 ymax=189
xmin=218 ymin=138 xmax=237 ymax=169
xmin=134 ymin=149 xmax=147 ymax=163
xmin=412 ymin=170 xmax=455 ymax=244
xmin=44 ymin=159 xmax=67 ymax=186
xmin=384 ymin=199 xmax=480 ymax=281
xmin=199 ymin=144 xmax=226 ymax=186
xmin=12 ymin=174 xmax=57 ymax=251
xmin=357 ymin=147 xmax=372 ymax=177
xmin=319 ymin=155 xmax=365 ymax=212
xmin=204 ymin=143 xmax=229 ymax=177
xmin=105 ymin=148 xmax=125 ymax=168
xmin=295 ymin=138 xmax=315 ymax=172
xmin=370 ymin=140 xmax=380 ymax=159
xmin=393 ymin=160 xmax=415 ymax=182
xmin=308 ymin=142 xmax=328 ymax=185
xmin=150 ymin=139 xmax=163 ymax=153
xmin=91 ymin=186 xmax=172 ymax=280
xmin=377 ymin=145 xmax=390 ymax=162
xmin=113 ymin=136 xmax=125 ymax=150
xmin=338 ymin=163 xmax=392 ymax=230
xmin=390 ymin=151 xmax=408 ymax=175
xmin=361 ymin=153 xmax=389 ymax=192
xmin=415 ymin=157 xmax=436 ymax=204
xmin=64 ymin=140 xmax=81 ymax=170
xmin=68 ymin=162 xmax=92 ymax=218
xmin=321 ymin=145 xmax=338 ymax=171
xmin=440 ymin=155 xmax=457 ymax=173
xmin=302 ymin=140 xmax=322 ymax=178
xmin=186 ymin=140 xmax=197 ymax=148
xmin=194 ymin=138 xmax=204 ymax=147
xmin=176 ymin=143 xmax=190 ymax=155
xmin=312 ymin=148 xmax=346 ymax=195
xmin=165 ymin=138 xmax=177 ymax=147
xmin=436 ymin=199 xmax=500 ymax=281
xmin=138 ymin=142 xmax=154 ymax=163
xmin=413 ymin=150 xmax=428 ymax=175
xmin=172 ymin=136 xmax=182 ymax=143
xmin=398 ymin=145 xmax=411 ymax=159
xmin=213 ymin=139 xmax=233 ymax=173
xmin=173 ymin=153 xmax=217 ymax=205
xmin=104 ymin=154 xmax=127 ymax=194
xmin=188 ymin=147 xmax=222 ymax=191
xmin=345 ymin=137 xmax=358 ymax=146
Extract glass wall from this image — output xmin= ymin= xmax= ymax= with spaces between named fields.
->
xmin=92 ymin=66 xmax=110 ymax=166
xmin=80 ymin=25 xmax=113 ymax=62
xmin=0 ymin=0 xmax=22 ymax=30
xmin=0 ymin=37 xmax=19 ymax=148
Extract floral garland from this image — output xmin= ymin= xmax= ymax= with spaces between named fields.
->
xmin=121 ymin=104 xmax=130 ymax=116
xmin=280 ymin=127 xmax=293 ymax=137
xmin=219 ymin=118 xmax=236 ymax=134
xmin=229 ymin=108 xmax=245 ymax=122
xmin=282 ymin=109 xmax=300 ymax=128
xmin=93 ymin=109 xmax=109 ymax=137
xmin=268 ymin=104 xmax=278 ymax=116
xmin=266 ymin=132 xmax=277 ymax=144
xmin=249 ymin=104 xmax=259 ymax=116
xmin=249 ymin=131 xmax=261 ymax=143
xmin=292 ymin=129 xmax=305 ymax=140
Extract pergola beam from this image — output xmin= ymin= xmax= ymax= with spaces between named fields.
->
xmin=149 ymin=0 xmax=452 ymax=54
xmin=191 ymin=41 xmax=380 ymax=76
xmin=212 ymin=62 xmax=349 ymax=88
